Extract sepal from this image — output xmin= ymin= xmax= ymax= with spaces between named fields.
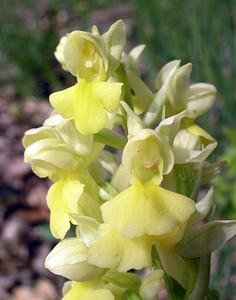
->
xmin=103 ymin=19 xmax=126 ymax=76
xmin=176 ymin=220 xmax=236 ymax=258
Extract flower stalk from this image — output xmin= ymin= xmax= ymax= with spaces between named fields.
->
xmin=22 ymin=20 xmax=235 ymax=300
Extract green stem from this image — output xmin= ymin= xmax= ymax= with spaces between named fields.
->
xmin=94 ymin=128 xmax=127 ymax=149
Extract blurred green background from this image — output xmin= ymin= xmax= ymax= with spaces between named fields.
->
xmin=0 ymin=0 xmax=236 ymax=299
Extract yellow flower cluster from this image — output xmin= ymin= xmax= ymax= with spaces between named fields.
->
xmin=23 ymin=20 xmax=236 ymax=300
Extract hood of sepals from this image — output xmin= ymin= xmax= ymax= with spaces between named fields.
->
xmin=49 ymin=79 xmax=123 ymax=135
xmin=56 ymin=20 xmax=126 ymax=82
xmin=122 ymin=129 xmax=174 ymax=185
xmin=63 ymin=30 xmax=108 ymax=82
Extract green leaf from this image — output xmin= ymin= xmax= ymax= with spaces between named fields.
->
xmin=177 ymin=221 xmax=236 ymax=258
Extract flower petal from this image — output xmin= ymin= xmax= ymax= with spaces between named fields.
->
xmin=87 ymin=224 xmax=151 ymax=272
xmin=50 ymin=81 xmax=122 ymax=135
xmin=50 ymin=85 xmax=77 ymax=118
xmin=101 ymin=181 xmax=195 ymax=239
xmin=47 ymin=179 xmax=84 ymax=239
xmin=62 ymin=282 xmax=114 ymax=300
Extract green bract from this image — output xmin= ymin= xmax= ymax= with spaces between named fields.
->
xmin=22 ymin=20 xmax=235 ymax=300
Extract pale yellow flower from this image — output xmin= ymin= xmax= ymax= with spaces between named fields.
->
xmin=122 ymin=129 xmax=174 ymax=184
xmin=87 ymin=223 xmax=151 ymax=272
xmin=101 ymin=179 xmax=195 ymax=240
xmin=45 ymin=238 xmax=106 ymax=281
xmin=50 ymin=80 xmax=123 ymax=135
